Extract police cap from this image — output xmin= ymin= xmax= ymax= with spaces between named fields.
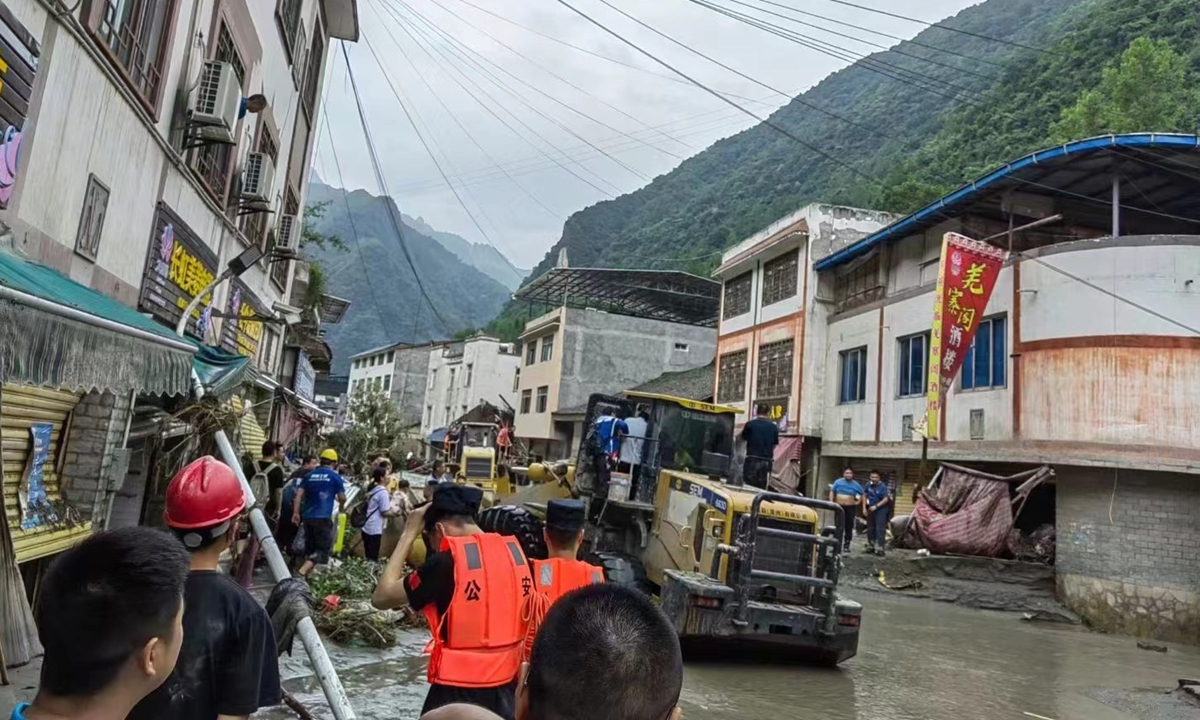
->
xmin=545 ymin=499 xmax=587 ymax=532
xmin=426 ymin=483 xmax=483 ymax=529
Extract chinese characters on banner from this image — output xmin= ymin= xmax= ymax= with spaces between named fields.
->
xmin=924 ymin=233 xmax=1007 ymax=439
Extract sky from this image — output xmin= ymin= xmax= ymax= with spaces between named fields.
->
xmin=311 ymin=0 xmax=984 ymax=268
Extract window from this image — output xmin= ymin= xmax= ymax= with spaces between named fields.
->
xmin=762 ymin=250 xmax=799 ymax=306
xmin=89 ymin=0 xmax=177 ymax=111
xmin=536 ymin=386 xmax=549 ymax=413
xmin=465 ymin=364 xmax=473 ymax=387
xmin=839 ymin=347 xmax=867 ymax=404
xmin=756 ymin=339 xmax=794 ymax=399
xmin=970 ymin=408 xmax=986 ymax=440
xmin=191 ymin=24 xmax=245 ymax=204
xmin=276 ymin=0 xmax=303 ymax=62
xmin=717 ymin=350 xmax=747 ymax=404
xmin=961 ymin=316 xmax=1007 ymax=390
xmin=430 ymin=368 xmax=437 ymax=389
xmin=383 ymin=375 xmax=391 ymax=391
xmin=520 ymin=389 xmax=532 ymax=414
xmin=387 ymin=351 xmax=395 ymax=363
xmin=74 ymin=175 xmax=110 ymax=261
xmin=513 ymin=368 xmax=520 ymax=392
xmin=425 ymin=406 xmax=432 ymax=426
xmin=540 ymin=335 xmax=554 ymax=362
xmin=301 ymin=31 xmax=324 ymax=119
xmin=259 ymin=327 xmax=280 ymax=374
xmin=898 ymin=333 xmax=930 ymax=398
xmin=834 ymin=253 xmax=883 ymax=313
xmin=722 ymin=272 xmax=752 ymax=319
xmin=373 ymin=376 xmax=382 ymax=391
xmin=901 ymin=414 xmax=914 ymax=442
xmin=674 ymin=342 xmax=689 ymax=352
xmin=525 ymin=340 xmax=537 ymax=366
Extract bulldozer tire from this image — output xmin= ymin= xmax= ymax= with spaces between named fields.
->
xmin=586 ymin=552 xmax=651 ymax=594
xmin=478 ymin=505 xmax=547 ymax=561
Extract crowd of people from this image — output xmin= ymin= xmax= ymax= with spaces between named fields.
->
xmin=7 ymin=452 xmax=685 ymax=720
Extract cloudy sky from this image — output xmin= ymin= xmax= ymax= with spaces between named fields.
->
xmin=312 ymin=0 xmax=983 ymax=268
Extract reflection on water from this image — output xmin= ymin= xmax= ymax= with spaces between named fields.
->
xmin=259 ymin=594 xmax=1199 ymax=720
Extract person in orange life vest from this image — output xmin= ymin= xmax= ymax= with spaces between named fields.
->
xmin=523 ymin=499 xmax=604 ymax=660
xmin=372 ymin=483 xmax=533 ymax=720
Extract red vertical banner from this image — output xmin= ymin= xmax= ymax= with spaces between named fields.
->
xmin=925 ymin=233 xmax=1007 ymax=439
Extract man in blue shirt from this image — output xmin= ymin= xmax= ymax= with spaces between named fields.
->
xmin=595 ymin=407 xmax=629 ymax=457
xmin=292 ymin=448 xmax=347 ymax=578
xmin=828 ymin=467 xmax=865 ymax=553
xmin=864 ymin=470 xmax=892 ymax=556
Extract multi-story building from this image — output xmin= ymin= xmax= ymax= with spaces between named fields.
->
xmin=347 ymin=341 xmax=445 ymax=426
xmin=511 ymin=268 xmax=720 ymax=460
xmin=714 ymin=134 xmax=1200 ymax=644
xmin=421 ymin=335 xmax=520 ymax=437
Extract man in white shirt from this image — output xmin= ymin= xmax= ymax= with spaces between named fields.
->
xmin=618 ymin=408 xmax=649 ymax=473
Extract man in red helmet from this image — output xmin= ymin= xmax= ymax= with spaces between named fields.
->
xmin=128 ymin=456 xmax=281 ymax=720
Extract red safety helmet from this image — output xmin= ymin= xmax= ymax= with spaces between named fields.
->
xmin=164 ymin=456 xmax=246 ymax=530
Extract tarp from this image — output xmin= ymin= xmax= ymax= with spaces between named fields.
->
xmin=428 ymin=427 xmax=447 ymax=445
xmin=769 ymin=435 xmax=803 ymax=493
xmin=192 ymin=344 xmax=253 ymax=397
xmin=908 ymin=465 xmax=1015 ymax=557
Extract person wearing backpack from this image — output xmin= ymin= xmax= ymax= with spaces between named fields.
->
xmin=244 ymin=441 xmax=286 ymax=522
xmin=357 ymin=465 xmax=392 ymax=561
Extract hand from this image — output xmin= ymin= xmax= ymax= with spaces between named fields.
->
xmin=292 ymin=512 xmax=301 ymax=526
xmin=404 ymin=503 xmax=429 ymax=536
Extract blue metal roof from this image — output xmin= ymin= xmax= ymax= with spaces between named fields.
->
xmin=814 ymin=133 xmax=1200 ymax=271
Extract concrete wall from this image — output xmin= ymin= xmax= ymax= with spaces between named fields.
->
xmin=390 ymin=346 xmax=433 ymax=427
xmin=1056 ymin=467 xmax=1200 ymax=643
xmin=421 ymin=337 xmax=519 ymax=435
xmin=60 ymin=390 xmax=133 ymax=528
xmin=514 ymin=309 xmax=564 ymax=440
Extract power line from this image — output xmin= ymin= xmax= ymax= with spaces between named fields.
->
xmin=340 ymin=40 xmax=452 ymax=329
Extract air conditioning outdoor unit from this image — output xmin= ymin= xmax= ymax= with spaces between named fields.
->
xmin=189 ymin=60 xmax=241 ymax=144
xmin=241 ymin=152 xmax=275 ymax=205
xmin=277 ymin=213 xmax=301 ymax=254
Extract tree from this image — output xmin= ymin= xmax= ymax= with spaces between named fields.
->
xmin=1052 ymin=37 xmax=1200 ymax=142
xmin=323 ymin=388 xmax=402 ymax=468
xmin=300 ymin=202 xmax=347 ymax=253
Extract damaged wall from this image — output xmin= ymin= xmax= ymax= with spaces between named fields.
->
xmin=60 ymin=390 xmax=132 ymax=529
xmin=1056 ymin=467 xmax=1200 ymax=644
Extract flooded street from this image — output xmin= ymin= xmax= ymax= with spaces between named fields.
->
xmin=264 ymin=594 xmax=1200 ymax=720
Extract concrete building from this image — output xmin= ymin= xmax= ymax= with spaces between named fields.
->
xmin=348 ymin=341 xmax=445 ymax=426
xmin=726 ymin=134 xmax=1200 ymax=643
xmin=421 ymin=335 xmax=520 ymax=438
xmin=511 ymin=268 xmax=720 ymax=460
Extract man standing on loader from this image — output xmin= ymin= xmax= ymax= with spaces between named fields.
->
xmin=372 ymin=484 xmax=533 ymax=720
xmin=522 ymin=499 xmax=605 ymax=659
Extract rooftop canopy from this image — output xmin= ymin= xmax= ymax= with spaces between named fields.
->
xmin=514 ymin=267 xmax=721 ymax=327
xmin=816 ymin=133 xmax=1200 ymax=271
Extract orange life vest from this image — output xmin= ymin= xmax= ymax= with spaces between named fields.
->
xmin=422 ymin=533 xmax=533 ymax=688
xmin=522 ymin=558 xmax=605 ymax=660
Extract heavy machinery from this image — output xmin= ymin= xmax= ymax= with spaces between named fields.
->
xmin=482 ymin=392 xmax=862 ymax=665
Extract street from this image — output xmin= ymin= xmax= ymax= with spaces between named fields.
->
xmin=260 ymin=594 xmax=1200 ymax=720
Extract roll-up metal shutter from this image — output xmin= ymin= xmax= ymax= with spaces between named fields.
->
xmin=2 ymin=384 xmax=89 ymax=562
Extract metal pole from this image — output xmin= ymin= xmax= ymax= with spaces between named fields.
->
xmin=1112 ymin=175 xmax=1121 ymax=238
xmin=176 ymin=267 xmax=235 ymax=336
xmin=913 ymin=436 xmax=928 ymax=504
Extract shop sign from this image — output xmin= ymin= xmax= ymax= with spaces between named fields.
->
xmin=139 ymin=203 xmax=219 ymax=338
xmin=294 ymin=351 xmax=315 ymax=401
xmin=0 ymin=2 xmax=41 ymax=209
xmin=220 ymin=280 xmax=266 ymax=358
xmin=754 ymin=397 xmax=790 ymax=431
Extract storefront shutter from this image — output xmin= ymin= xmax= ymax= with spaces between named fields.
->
xmin=2 ymin=384 xmax=88 ymax=562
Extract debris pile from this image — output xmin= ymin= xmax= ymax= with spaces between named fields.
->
xmin=307 ymin=558 xmax=425 ymax=649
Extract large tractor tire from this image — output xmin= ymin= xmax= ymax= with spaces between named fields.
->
xmin=478 ymin=505 xmax=547 ymax=561
xmin=585 ymin=551 xmax=653 ymax=594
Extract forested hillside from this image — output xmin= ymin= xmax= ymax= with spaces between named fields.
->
xmin=488 ymin=0 xmax=1199 ymax=339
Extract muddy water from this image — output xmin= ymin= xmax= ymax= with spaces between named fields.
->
xmin=261 ymin=594 xmax=1200 ymax=720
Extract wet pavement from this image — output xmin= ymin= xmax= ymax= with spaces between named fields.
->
xmin=260 ymin=593 xmax=1200 ymax=720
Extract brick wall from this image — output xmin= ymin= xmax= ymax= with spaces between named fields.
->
xmin=60 ymin=390 xmax=132 ymax=528
xmin=1056 ymin=467 xmax=1200 ymax=643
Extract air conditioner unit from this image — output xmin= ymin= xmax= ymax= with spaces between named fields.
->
xmin=277 ymin=213 xmax=301 ymax=254
xmin=241 ymin=152 xmax=275 ymax=205
xmin=190 ymin=60 xmax=241 ymax=143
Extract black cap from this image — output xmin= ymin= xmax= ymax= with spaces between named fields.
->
xmin=545 ymin=499 xmax=587 ymax=532
xmin=426 ymin=483 xmax=483 ymax=529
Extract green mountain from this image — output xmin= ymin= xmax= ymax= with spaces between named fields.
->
xmin=306 ymin=181 xmax=512 ymax=372
xmin=490 ymin=0 xmax=1195 ymax=338
xmin=400 ymin=213 xmax=529 ymax=291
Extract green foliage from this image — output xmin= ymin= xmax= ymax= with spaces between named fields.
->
xmin=1052 ymin=37 xmax=1200 ymax=141
xmin=301 ymin=202 xmax=347 ymax=253
xmin=303 ymin=261 xmax=328 ymax=313
xmin=323 ymin=388 xmax=402 ymax=466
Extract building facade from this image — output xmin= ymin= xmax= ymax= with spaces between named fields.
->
xmin=514 ymin=306 xmax=717 ymax=460
xmin=348 ymin=341 xmax=444 ymax=426
xmin=421 ymin=335 xmax=519 ymax=437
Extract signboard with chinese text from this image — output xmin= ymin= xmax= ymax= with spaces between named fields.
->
xmin=220 ymin=279 xmax=266 ymax=358
xmin=138 ymin=203 xmax=219 ymax=337
xmin=0 ymin=1 xmax=40 ymax=209
xmin=925 ymin=233 xmax=1007 ymax=439
xmin=753 ymin=396 xmax=790 ymax=432
xmin=294 ymin=351 xmax=316 ymax=401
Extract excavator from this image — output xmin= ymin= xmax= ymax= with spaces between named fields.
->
xmin=478 ymin=391 xmax=862 ymax=665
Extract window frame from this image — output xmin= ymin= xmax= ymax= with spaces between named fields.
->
xmin=74 ymin=174 xmax=111 ymax=262
xmin=960 ymin=315 xmax=1008 ymax=392
xmin=535 ymin=386 xmax=549 ymax=414
xmin=838 ymin=346 xmax=868 ymax=405
xmin=300 ymin=28 xmax=325 ymax=121
xmin=716 ymin=349 xmax=748 ymax=404
xmin=540 ymin=334 xmax=555 ymax=363
xmin=520 ymin=389 xmax=532 ymax=415
xmin=756 ymin=339 xmax=795 ymax=400
xmin=722 ymin=271 xmax=752 ymax=320
xmin=82 ymin=0 xmax=182 ymax=118
xmin=897 ymin=332 xmax=931 ymax=399
xmin=275 ymin=0 xmax=303 ymax=64
xmin=761 ymin=249 xmax=799 ymax=307
xmin=189 ymin=21 xmax=246 ymax=206
xmin=525 ymin=340 xmax=537 ymax=366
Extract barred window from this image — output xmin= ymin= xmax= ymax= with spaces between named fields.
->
xmin=716 ymin=350 xmax=747 ymax=403
xmin=761 ymin=250 xmax=798 ymax=306
xmin=834 ymin=253 xmax=883 ymax=313
xmin=191 ymin=24 xmax=244 ymax=204
xmin=74 ymin=175 xmax=110 ymax=261
xmin=756 ymin=339 xmax=794 ymax=399
xmin=722 ymin=272 xmax=752 ymax=319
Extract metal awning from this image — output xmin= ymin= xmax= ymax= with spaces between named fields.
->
xmin=320 ymin=294 xmax=351 ymax=324
xmin=0 ymin=250 xmax=195 ymax=395
xmin=514 ymin=267 xmax=721 ymax=327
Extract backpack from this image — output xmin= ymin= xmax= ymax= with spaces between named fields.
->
xmin=350 ymin=486 xmax=385 ymax=530
xmin=251 ymin=461 xmax=279 ymax=508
